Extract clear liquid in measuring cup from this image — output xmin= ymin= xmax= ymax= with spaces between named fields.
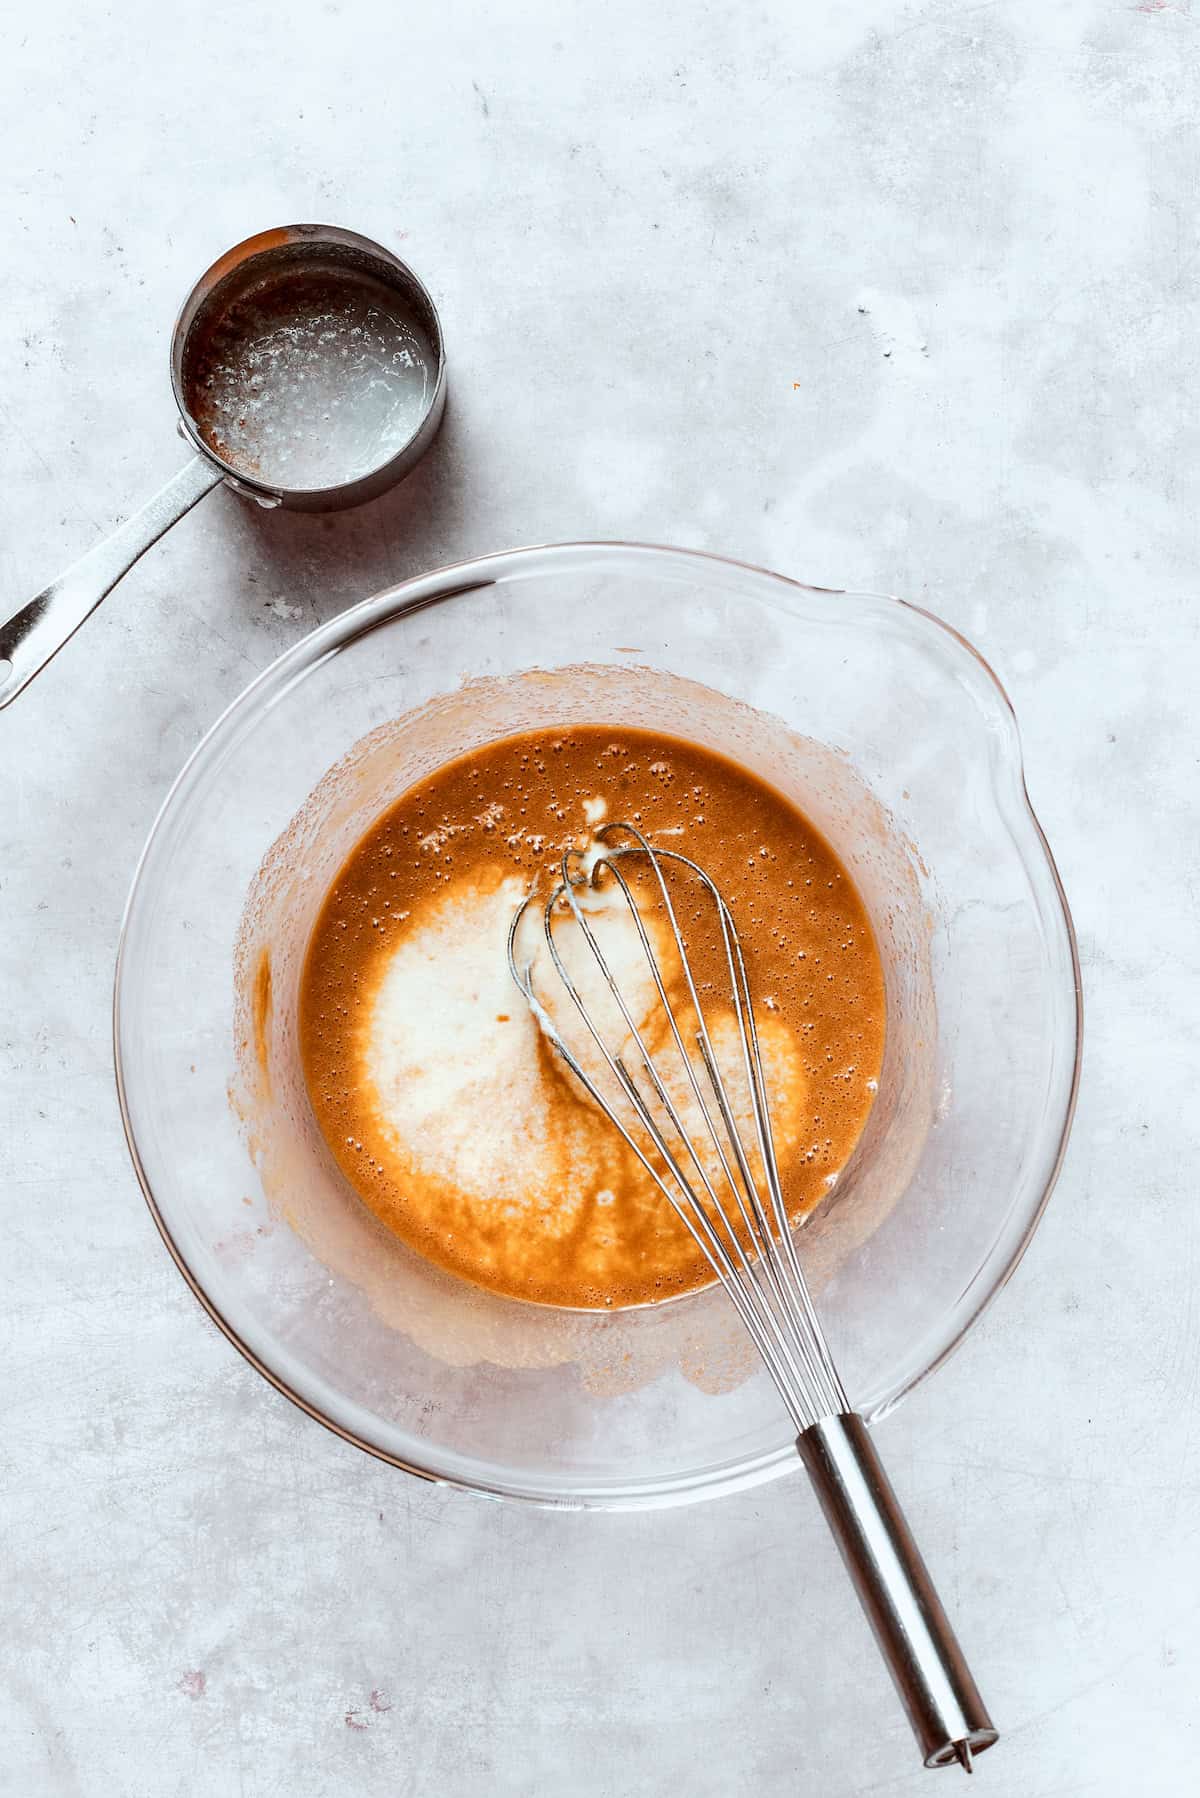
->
xmin=185 ymin=267 xmax=436 ymax=491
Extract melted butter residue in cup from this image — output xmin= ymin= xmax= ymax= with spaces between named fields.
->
xmin=188 ymin=270 xmax=436 ymax=489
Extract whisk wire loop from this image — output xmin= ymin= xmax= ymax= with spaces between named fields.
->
xmin=568 ymin=850 xmax=828 ymax=1412
xmin=524 ymin=876 xmax=813 ymax=1425
xmin=509 ymin=822 xmax=849 ymax=1429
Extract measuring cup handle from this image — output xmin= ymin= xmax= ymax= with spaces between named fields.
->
xmin=0 ymin=454 xmax=223 ymax=710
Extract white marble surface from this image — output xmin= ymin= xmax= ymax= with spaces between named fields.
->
xmin=2 ymin=1 xmax=1198 ymax=1791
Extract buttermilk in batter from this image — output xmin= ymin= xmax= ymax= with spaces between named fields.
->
xmin=299 ymin=727 xmax=885 ymax=1308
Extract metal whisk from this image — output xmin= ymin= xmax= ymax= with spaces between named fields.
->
xmin=508 ymin=822 xmax=998 ymax=1774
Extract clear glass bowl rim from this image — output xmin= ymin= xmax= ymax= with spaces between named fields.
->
xmin=113 ymin=539 xmax=1083 ymax=1509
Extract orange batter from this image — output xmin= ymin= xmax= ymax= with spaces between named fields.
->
xmin=299 ymin=727 xmax=885 ymax=1308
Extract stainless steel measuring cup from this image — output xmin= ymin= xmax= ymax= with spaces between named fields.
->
xmin=0 ymin=224 xmax=447 ymax=710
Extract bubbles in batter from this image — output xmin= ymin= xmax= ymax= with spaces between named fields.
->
xmin=299 ymin=727 xmax=886 ymax=1308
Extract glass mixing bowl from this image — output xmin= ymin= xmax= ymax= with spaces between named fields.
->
xmin=114 ymin=542 xmax=1081 ymax=1508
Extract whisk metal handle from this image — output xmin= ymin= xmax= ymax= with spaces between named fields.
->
xmin=797 ymin=1413 xmax=998 ymax=1772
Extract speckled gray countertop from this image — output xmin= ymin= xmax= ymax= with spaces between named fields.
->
xmin=2 ymin=2 xmax=1198 ymax=1792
